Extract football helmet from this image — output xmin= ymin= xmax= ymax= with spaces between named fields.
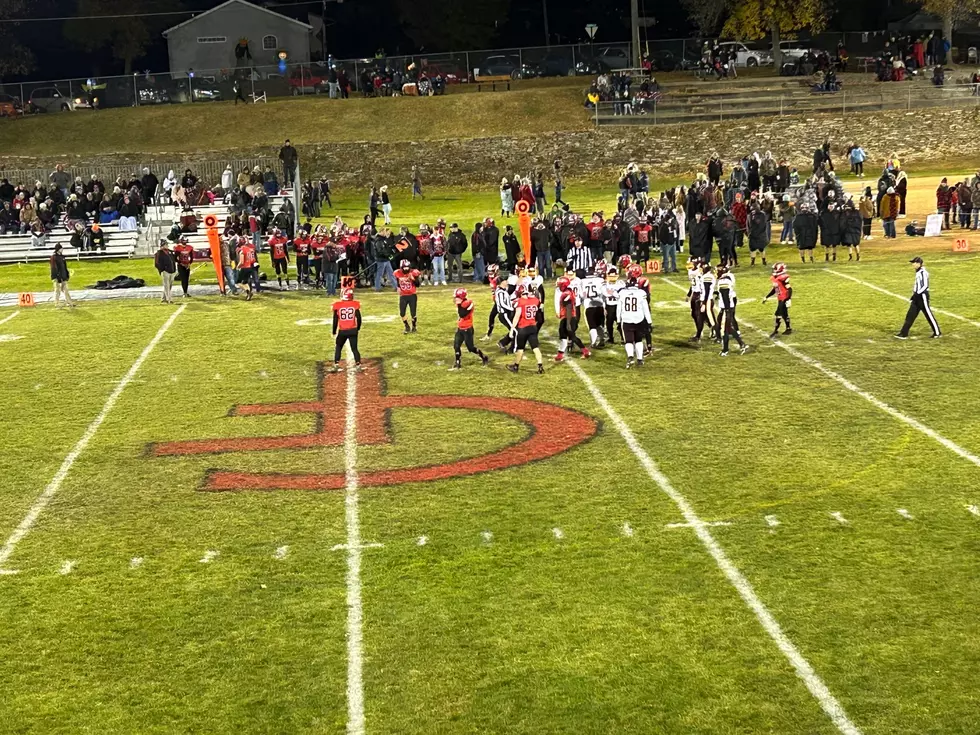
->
xmin=772 ymin=262 xmax=787 ymax=275
xmin=556 ymin=276 xmax=571 ymax=291
xmin=627 ymin=264 xmax=643 ymax=280
xmin=454 ymin=288 xmax=467 ymax=300
xmin=400 ymin=259 xmax=411 ymax=271
xmin=594 ymin=260 xmax=608 ymax=277
xmin=341 ymin=288 xmax=355 ymax=301
xmin=618 ymin=254 xmax=632 ymax=270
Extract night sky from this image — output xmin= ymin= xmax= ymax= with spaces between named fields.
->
xmin=12 ymin=0 xmax=914 ymax=81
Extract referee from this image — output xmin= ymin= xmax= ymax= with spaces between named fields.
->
xmin=895 ymin=256 xmax=941 ymax=339
xmin=566 ymin=236 xmax=595 ymax=277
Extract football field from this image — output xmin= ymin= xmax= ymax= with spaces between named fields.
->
xmin=1 ymin=242 xmax=979 ymax=734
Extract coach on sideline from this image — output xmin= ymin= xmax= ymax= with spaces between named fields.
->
xmin=895 ymin=256 xmax=941 ymax=339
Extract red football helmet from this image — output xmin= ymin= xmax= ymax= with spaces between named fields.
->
xmin=627 ymin=264 xmax=644 ymax=280
xmin=514 ymin=284 xmax=525 ymax=299
xmin=594 ymin=260 xmax=608 ymax=277
xmin=341 ymin=288 xmax=355 ymax=301
xmin=454 ymin=288 xmax=467 ymax=300
xmin=556 ymin=276 xmax=571 ymax=291
xmin=400 ymin=259 xmax=411 ymax=271
xmin=618 ymin=254 xmax=632 ymax=270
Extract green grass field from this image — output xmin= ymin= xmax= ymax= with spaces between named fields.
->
xmin=2 ymin=232 xmax=980 ymax=734
xmin=4 ymin=171 xmax=980 ymax=734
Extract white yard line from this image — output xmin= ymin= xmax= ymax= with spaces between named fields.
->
xmin=551 ymin=527 xmax=564 ymax=540
xmin=0 ymin=305 xmax=185 ymax=572
xmin=621 ymin=522 xmax=635 ymax=538
xmin=897 ymin=509 xmax=915 ymax=520
xmin=199 ymin=550 xmax=220 ymax=564
xmin=824 ymin=269 xmax=980 ymax=328
xmin=0 ymin=310 xmax=20 ymax=327
xmin=663 ymin=277 xmax=980 ymax=472
xmin=343 ymin=350 xmax=366 ymax=735
xmin=765 ymin=515 xmax=781 ymax=527
xmin=565 ymin=357 xmax=862 ymax=735
xmin=830 ymin=512 xmax=850 ymax=525
xmin=967 ymin=505 xmax=980 ymax=517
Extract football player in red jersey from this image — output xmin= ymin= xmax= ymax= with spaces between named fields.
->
xmin=236 ymin=235 xmax=258 ymax=301
xmin=310 ymin=226 xmax=326 ymax=288
xmin=763 ymin=262 xmax=794 ymax=337
xmin=331 ymin=288 xmax=362 ymax=371
xmin=450 ymin=288 xmax=489 ymax=370
xmin=293 ymin=228 xmax=312 ymax=288
xmin=507 ymin=285 xmax=545 ymax=374
xmin=554 ymin=276 xmax=590 ymax=361
xmin=267 ymin=228 xmax=291 ymax=291
xmin=173 ymin=236 xmax=194 ymax=297
xmin=394 ymin=259 xmax=421 ymax=334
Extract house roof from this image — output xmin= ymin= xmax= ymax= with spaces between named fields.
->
xmin=163 ymin=0 xmax=312 ymax=37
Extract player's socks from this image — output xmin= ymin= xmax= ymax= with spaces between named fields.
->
xmin=624 ymin=343 xmax=634 ymax=359
xmin=589 ymin=328 xmax=598 ymax=345
xmin=635 ymin=343 xmax=644 ymax=362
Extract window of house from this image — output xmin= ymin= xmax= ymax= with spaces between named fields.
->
xmin=262 ymin=35 xmax=278 ymax=51
xmin=197 ymin=36 xmax=228 ymax=44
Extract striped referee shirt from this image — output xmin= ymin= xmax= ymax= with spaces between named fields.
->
xmin=913 ymin=267 xmax=930 ymax=295
xmin=566 ymin=244 xmax=595 ymax=275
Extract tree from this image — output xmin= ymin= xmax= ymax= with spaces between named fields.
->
xmin=916 ymin=0 xmax=980 ymax=63
xmin=0 ymin=0 xmax=35 ymax=77
xmin=681 ymin=0 xmax=727 ymax=38
xmin=64 ymin=0 xmax=177 ymax=75
xmin=720 ymin=0 xmax=829 ymax=71
xmin=393 ymin=0 xmax=511 ymax=52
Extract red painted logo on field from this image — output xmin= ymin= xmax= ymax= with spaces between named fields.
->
xmin=149 ymin=360 xmax=598 ymax=492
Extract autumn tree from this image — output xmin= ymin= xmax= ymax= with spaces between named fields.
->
xmin=720 ymin=0 xmax=829 ymax=70
xmin=0 ymin=0 xmax=34 ymax=77
xmin=916 ymin=0 xmax=980 ymax=63
xmin=682 ymin=0 xmax=727 ymax=37
xmin=64 ymin=0 xmax=178 ymax=75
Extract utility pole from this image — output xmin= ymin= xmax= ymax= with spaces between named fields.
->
xmin=542 ymin=0 xmax=550 ymax=47
xmin=630 ymin=0 xmax=641 ymax=68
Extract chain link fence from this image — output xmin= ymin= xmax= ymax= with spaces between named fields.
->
xmin=0 ymin=32 xmax=927 ymax=112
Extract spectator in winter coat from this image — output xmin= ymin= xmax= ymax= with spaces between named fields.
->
xmin=483 ymin=218 xmax=500 ymax=266
xmin=881 ymin=187 xmax=900 ymax=238
xmin=848 ymin=145 xmax=867 ymax=177
xmin=936 ymin=178 xmax=953 ymax=229
xmin=50 ymin=244 xmax=74 ymax=307
xmin=794 ymin=205 xmax=818 ymax=262
xmin=841 ymin=200 xmax=863 ymax=260
xmin=142 ymin=167 xmax=159 ymax=205
xmin=706 ymin=154 xmax=723 ymax=186
xmin=471 ymin=222 xmax=486 ymax=283
xmin=859 ymin=193 xmax=876 ymax=240
xmin=819 ymin=201 xmax=842 ymax=261
xmin=778 ymin=196 xmax=796 ymax=244
xmin=446 ymin=223 xmax=467 ymax=283
xmin=500 ymin=179 xmax=514 ymax=217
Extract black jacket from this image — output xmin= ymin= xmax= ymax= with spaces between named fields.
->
xmin=688 ymin=217 xmax=712 ymax=258
xmin=793 ymin=212 xmax=818 ymax=249
xmin=155 ymin=248 xmax=176 ymax=273
xmin=530 ymin=225 xmax=549 ymax=254
xmin=470 ymin=230 xmax=485 ymax=258
xmin=819 ymin=208 xmax=841 ymax=246
xmin=503 ymin=232 xmax=522 ymax=261
xmin=447 ymin=230 xmax=467 ymax=255
xmin=747 ymin=209 xmax=769 ymax=250
xmin=840 ymin=208 xmax=862 ymax=245
xmin=483 ymin=225 xmax=500 ymax=262
xmin=278 ymin=144 xmax=298 ymax=166
xmin=50 ymin=252 xmax=70 ymax=282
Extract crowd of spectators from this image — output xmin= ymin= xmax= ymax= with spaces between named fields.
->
xmin=585 ymin=71 xmax=661 ymax=114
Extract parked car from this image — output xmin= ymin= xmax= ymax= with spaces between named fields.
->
xmin=166 ymin=78 xmax=222 ymax=103
xmin=596 ymin=46 xmax=632 ymax=70
xmin=27 ymin=86 xmax=95 ymax=113
xmin=716 ymin=41 xmax=773 ymax=67
xmin=0 ymin=93 xmax=24 ymax=117
xmin=775 ymin=41 xmax=813 ymax=62
xmin=475 ymin=54 xmax=542 ymax=80
xmin=420 ymin=62 xmax=466 ymax=84
xmin=288 ymin=67 xmax=328 ymax=95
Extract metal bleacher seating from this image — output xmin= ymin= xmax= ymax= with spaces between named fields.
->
xmin=0 ymin=223 xmax=139 ymax=264
xmin=144 ymin=191 xmax=294 ymax=253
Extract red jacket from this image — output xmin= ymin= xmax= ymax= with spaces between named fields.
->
xmin=937 ymin=185 xmax=952 ymax=211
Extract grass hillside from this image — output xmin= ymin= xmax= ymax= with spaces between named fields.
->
xmin=0 ymin=83 xmax=590 ymax=157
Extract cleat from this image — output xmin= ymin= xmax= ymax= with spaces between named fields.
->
xmin=931 ymin=333 xmax=942 ymax=339
xmin=689 ymin=335 xmax=701 ymax=342
xmin=581 ymin=347 xmax=592 ymax=359
xmin=403 ymin=325 xmax=410 ymax=335
xmin=769 ymin=330 xmax=779 ymax=338
xmin=720 ymin=351 xmax=729 ymax=357
xmin=636 ymin=358 xmax=644 ymax=367
xmin=481 ymin=354 xmax=489 ymax=366
xmin=783 ymin=328 xmax=793 ymax=335
xmin=481 ymin=335 xmax=491 ymax=342
xmin=554 ymin=352 xmax=565 ymax=363
xmin=893 ymin=334 xmax=907 ymax=340
xmin=506 ymin=363 xmax=519 ymax=374
xmin=625 ymin=358 xmax=635 ymax=369
xmin=537 ymin=364 xmax=544 ymax=374
xmin=740 ymin=345 xmax=749 ymax=354
xmin=411 ymin=325 xmax=417 ymax=333
xmin=448 ymin=364 xmax=461 ymax=371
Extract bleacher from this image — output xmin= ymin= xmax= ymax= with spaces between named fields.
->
xmin=0 ymin=224 xmax=139 ymax=264
xmin=144 ymin=191 xmax=294 ymax=252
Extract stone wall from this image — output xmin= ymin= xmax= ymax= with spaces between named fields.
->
xmin=3 ymin=106 xmax=978 ymax=187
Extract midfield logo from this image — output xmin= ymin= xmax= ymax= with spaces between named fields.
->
xmin=150 ymin=360 xmax=598 ymax=491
